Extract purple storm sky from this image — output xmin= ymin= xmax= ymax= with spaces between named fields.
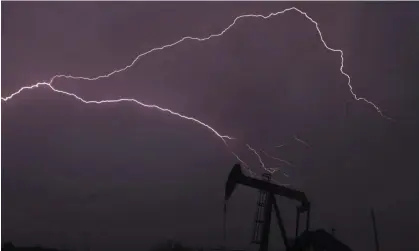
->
xmin=1 ymin=2 xmax=419 ymax=251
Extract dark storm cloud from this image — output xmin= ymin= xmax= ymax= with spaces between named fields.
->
xmin=2 ymin=2 xmax=419 ymax=251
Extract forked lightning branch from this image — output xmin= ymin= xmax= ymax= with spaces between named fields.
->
xmin=1 ymin=7 xmax=389 ymax=177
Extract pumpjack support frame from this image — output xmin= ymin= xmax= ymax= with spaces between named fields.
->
xmin=224 ymin=164 xmax=353 ymax=251
xmin=225 ymin=164 xmax=310 ymax=251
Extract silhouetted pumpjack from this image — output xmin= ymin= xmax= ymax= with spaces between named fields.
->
xmin=224 ymin=163 xmax=352 ymax=251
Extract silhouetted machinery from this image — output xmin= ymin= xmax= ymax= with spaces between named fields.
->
xmin=225 ymin=164 xmax=353 ymax=251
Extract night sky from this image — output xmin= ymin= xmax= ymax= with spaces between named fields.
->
xmin=2 ymin=2 xmax=419 ymax=251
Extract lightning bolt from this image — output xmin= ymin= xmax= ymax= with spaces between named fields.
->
xmin=2 ymin=7 xmax=389 ymax=117
xmin=230 ymin=150 xmax=257 ymax=178
xmin=294 ymin=136 xmax=310 ymax=147
xmin=261 ymin=150 xmax=292 ymax=178
xmin=3 ymin=83 xmax=234 ymax=143
xmin=246 ymin=144 xmax=266 ymax=169
xmin=6 ymin=83 xmax=258 ymax=169
xmin=245 ymin=144 xmax=290 ymax=184
xmin=244 ymin=144 xmax=285 ymax=176
xmin=262 ymin=150 xmax=293 ymax=167
xmin=2 ymin=7 xmax=390 ymax=179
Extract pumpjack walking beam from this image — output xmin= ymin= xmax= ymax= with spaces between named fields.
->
xmin=225 ymin=164 xmax=310 ymax=211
